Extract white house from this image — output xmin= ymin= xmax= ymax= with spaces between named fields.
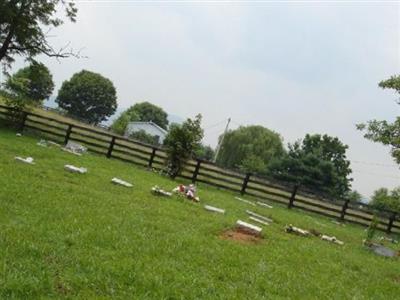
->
xmin=125 ymin=121 xmax=168 ymax=144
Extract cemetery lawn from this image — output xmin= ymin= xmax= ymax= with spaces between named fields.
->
xmin=0 ymin=127 xmax=399 ymax=299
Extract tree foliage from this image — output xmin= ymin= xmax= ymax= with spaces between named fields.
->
xmin=216 ymin=125 xmax=284 ymax=173
xmin=163 ymin=114 xmax=203 ymax=178
xmin=129 ymin=102 xmax=169 ymax=129
xmin=369 ymin=187 xmax=400 ymax=213
xmin=5 ymin=62 xmax=54 ymax=103
xmin=56 ymin=70 xmax=117 ymax=124
xmin=1 ymin=62 xmax=54 ymax=124
xmin=110 ymin=102 xmax=168 ymax=135
xmin=357 ymin=75 xmax=400 ymax=164
xmin=267 ymin=134 xmax=352 ymax=198
xmin=345 ymin=190 xmax=363 ymax=203
xmin=0 ymin=0 xmax=78 ymax=69
xmin=195 ymin=144 xmax=215 ymax=161
xmin=110 ymin=110 xmax=139 ymax=135
xmin=379 ymin=75 xmax=400 ymax=94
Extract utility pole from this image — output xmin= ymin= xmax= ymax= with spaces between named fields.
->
xmin=213 ymin=118 xmax=231 ymax=163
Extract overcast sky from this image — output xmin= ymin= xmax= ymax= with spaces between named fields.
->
xmin=3 ymin=1 xmax=400 ymax=198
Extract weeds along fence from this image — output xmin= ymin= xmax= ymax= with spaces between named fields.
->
xmin=1 ymin=104 xmax=399 ymax=234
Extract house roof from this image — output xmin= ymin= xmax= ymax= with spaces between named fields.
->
xmin=127 ymin=121 xmax=168 ymax=135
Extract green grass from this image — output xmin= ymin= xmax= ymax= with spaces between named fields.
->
xmin=0 ymin=127 xmax=399 ymax=299
xmin=2 ymin=99 xmax=394 ymax=232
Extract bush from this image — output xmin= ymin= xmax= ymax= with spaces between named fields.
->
xmin=130 ymin=129 xmax=161 ymax=146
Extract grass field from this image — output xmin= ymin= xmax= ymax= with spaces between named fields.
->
xmin=1 ymin=127 xmax=399 ymax=299
xmin=2 ymin=100 xmax=398 ymax=234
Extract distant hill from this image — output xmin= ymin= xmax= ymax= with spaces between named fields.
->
xmin=167 ymin=114 xmax=184 ymax=125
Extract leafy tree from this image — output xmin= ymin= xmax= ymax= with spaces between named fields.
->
xmin=110 ymin=102 xmax=168 ymax=135
xmin=1 ymin=62 xmax=54 ymax=124
xmin=357 ymin=75 xmax=400 ymax=164
xmin=110 ymin=110 xmax=139 ymax=135
xmin=346 ymin=190 xmax=363 ymax=203
xmin=195 ymin=144 xmax=215 ymax=161
xmin=216 ymin=125 xmax=284 ymax=173
xmin=369 ymin=187 xmax=400 ymax=212
xmin=131 ymin=102 xmax=168 ymax=129
xmin=129 ymin=129 xmax=160 ymax=146
xmin=239 ymin=154 xmax=269 ymax=174
xmin=267 ymin=134 xmax=352 ymax=198
xmin=56 ymin=70 xmax=117 ymax=124
xmin=5 ymin=62 xmax=54 ymax=103
xmin=0 ymin=0 xmax=78 ymax=69
xmin=164 ymin=114 xmax=203 ymax=178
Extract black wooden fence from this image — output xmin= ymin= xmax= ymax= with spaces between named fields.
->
xmin=1 ymin=104 xmax=399 ymax=234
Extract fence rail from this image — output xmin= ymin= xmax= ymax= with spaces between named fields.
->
xmin=1 ymin=105 xmax=399 ymax=234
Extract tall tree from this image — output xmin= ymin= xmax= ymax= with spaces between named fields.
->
xmin=0 ymin=0 xmax=78 ymax=69
xmin=110 ymin=102 xmax=168 ymax=135
xmin=357 ymin=75 xmax=400 ymax=164
xmin=216 ymin=125 xmax=284 ymax=173
xmin=164 ymin=114 xmax=203 ymax=178
xmin=56 ymin=70 xmax=117 ymax=124
xmin=369 ymin=187 xmax=400 ymax=212
xmin=267 ymin=134 xmax=352 ymax=198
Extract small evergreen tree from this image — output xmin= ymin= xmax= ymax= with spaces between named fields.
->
xmin=365 ymin=215 xmax=379 ymax=244
xmin=164 ymin=114 xmax=203 ymax=178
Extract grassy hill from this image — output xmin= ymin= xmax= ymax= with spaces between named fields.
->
xmin=0 ymin=127 xmax=399 ymax=299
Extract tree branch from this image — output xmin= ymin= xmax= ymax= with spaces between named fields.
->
xmin=8 ymin=41 xmax=87 ymax=61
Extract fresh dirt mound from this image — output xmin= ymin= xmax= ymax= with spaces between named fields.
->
xmin=220 ymin=228 xmax=262 ymax=244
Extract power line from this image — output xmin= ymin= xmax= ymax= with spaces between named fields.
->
xmin=351 ymin=160 xmax=398 ymax=168
xmin=352 ymin=170 xmax=400 ymax=180
xmin=203 ymin=119 xmax=228 ymax=131
xmin=230 ymin=120 xmax=242 ymax=127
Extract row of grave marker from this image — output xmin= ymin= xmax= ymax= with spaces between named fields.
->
xmin=2 ymin=106 xmax=399 ymax=234
xmin=14 ymin=134 xmax=400 ymax=256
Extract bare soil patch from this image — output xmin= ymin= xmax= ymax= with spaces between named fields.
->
xmin=220 ymin=228 xmax=262 ymax=244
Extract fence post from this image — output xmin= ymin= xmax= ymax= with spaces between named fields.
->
xmin=288 ymin=185 xmax=298 ymax=209
xmin=19 ymin=111 xmax=28 ymax=132
xmin=64 ymin=124 xmax=73 ymax=145
xmin=386 ymin=212 xmax=397 ymax=233
xmin=148 ymin=147 xmax=157 ymax=168
xmin=107 ymin=136 xmax=116 ymax=158
xmin=241 ymin=173 xmax=251 ymax=195
xmin=192 ymin=159 xmax=202 ymax=183
xmin=340 ymin=199 xmax=350 ymax=220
